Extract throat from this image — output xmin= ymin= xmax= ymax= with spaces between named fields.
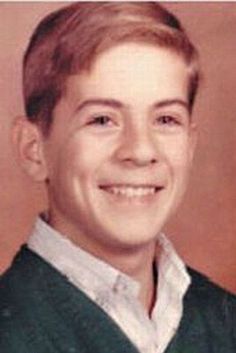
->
xmin=138 ymin=260 xmax=158 ymax=316
xmin=149 ymin=262 xmax=158 ymax=316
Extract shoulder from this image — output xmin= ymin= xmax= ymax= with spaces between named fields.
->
xmin=167 ymin=267 xmax=236 ymax=353
xmin=187 ymin=266 xmax=236 ymax=304
xmin=0 ymin=248 xmax=29 ymax=351
xmin=0 ymin=247 xmax=141 ymax=353
xmin=185 ymin=267 xmax=236 ymax=333
xmin=0 ymin=246 xmax=57 ymax=352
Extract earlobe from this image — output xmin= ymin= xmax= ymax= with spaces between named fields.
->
xmin=12 ymin=116 xmax=48 ymax=182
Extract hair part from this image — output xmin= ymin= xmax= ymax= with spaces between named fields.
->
xmin=23 ymin=2 xmax=200 ymax=135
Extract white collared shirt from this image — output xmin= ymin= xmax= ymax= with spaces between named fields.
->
xmin=28 ymin=218 xmax=190 ymax=353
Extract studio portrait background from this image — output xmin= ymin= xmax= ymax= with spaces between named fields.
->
xmin=0 ymin=2 xmax=235 ymax=293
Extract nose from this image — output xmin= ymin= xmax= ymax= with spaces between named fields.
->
xmin=115 ymin=124 xmax=158 ymax=167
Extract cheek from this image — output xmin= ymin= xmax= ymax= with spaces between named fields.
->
xmin=62 ymin=135 xmax=107 ymax=182
xmin=160 ymin=135 xmax=192 ymax=171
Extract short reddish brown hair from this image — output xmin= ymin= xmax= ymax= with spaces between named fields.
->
xmin=23 ymin=2 xmax=200 ymax=134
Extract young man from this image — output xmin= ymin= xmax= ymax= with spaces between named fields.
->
xmin=0 ymin=2 xmax=235 ymax=353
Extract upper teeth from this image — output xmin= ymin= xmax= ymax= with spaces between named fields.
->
xmin=105 ymin=186 xmax=156 ymax=197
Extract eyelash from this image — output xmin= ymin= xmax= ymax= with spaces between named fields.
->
xmin=87 ymin=115 xmax=113 ymax=126
xmin=156 ymin=115 xmax=182 ymax=126
xmin=84 ymin=113 xmax=184 ymax=130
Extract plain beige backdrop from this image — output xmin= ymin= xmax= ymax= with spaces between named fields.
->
xmin=0 ymin=2 xmax=235 ymax=293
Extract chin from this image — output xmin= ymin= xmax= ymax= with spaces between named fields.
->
xmin=100 ymin=223 xmax=161 ymax=250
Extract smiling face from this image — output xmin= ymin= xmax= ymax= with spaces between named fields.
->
xmin=40 ymin=43 xmax=196 ymax=259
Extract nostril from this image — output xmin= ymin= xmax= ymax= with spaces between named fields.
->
xmin=115 ymin=130 xmax=159 ymax=166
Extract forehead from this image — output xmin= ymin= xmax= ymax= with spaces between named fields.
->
xmin=65 ymin=43 xmax=189 ymax=109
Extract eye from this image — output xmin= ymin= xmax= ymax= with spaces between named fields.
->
xmin=156 ymin=114 xmax=181 ymax=126
xmin=87 ymin=115 xmax=113 ymax=126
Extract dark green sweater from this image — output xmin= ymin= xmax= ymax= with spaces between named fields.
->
xmin=0 ymin=247 xmax=236 ymax=353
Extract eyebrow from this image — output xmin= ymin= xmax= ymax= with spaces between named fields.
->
xmin=74 ymin=97 xmax=190 ymax=114
xmin=74 ymin=98 xmax=125 ymax=113
xmin=153 ymin=99 xmax=190 ymax=112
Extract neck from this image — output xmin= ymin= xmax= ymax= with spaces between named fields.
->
xmin=47 ymin=211 xmax=160 ymax=314
xmin=88 ymin=239 xmax=159 ymax=314
xmin=124 ymin=244 xmax=159 ymax=315
xmin=95 ymin=240 xmax=158 ymax=314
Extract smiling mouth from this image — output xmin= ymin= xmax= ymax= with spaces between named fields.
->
xmin=99 ymin=185 xmax=164 ymax=198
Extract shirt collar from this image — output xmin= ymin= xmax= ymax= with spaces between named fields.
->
xmin=28 ymin=217 xmax=140 ymax=298
xmin=27 ymin=216 xmax=190 ymax=312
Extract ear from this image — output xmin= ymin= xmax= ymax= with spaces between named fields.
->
xmin=12 ymin=116 xmax=48 ymax=182
xmin=188 ymin=122 xmax=198 ymax=163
